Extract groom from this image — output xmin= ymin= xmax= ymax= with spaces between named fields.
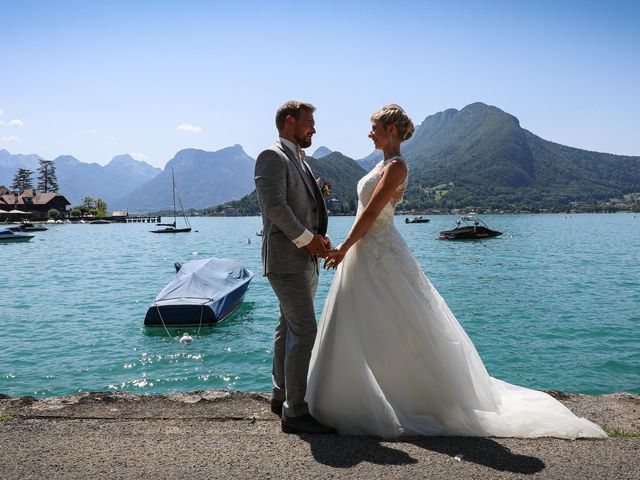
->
xmin=254 ymin=100 xmax=335 ymax=434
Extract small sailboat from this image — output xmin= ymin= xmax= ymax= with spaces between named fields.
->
xmin=151 ymin=168 xmax=191 ymax=234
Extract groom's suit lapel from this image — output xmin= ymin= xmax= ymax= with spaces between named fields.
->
xmin=276 ymin=141 xmax=317 ymax=199
xmin=274 ymin=140 xmax=328 ymax=236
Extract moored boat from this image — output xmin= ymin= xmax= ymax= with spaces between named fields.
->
xmin=0 ymin=228 xmax=35 ymax=243
xmin=9 ymin=222 xmax=48 ymax=232
xmin=439 ymin=216 xmax=502 ymax=240
xmin=144 ymin=257 xmax=253 ymax=327
xmin=152 ymin=225 xmax=191 ymax=233
xmin=151 ymin=168 xmax=191 ymax=234
xmin=405 ymin=216 xmax=430 ymax=223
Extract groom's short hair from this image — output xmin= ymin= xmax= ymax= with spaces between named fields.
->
xmin=276 ymin=101 xmax=316 ymax=132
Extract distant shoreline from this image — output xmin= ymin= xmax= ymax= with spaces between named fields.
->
xmin=2 ymin=211 xmax=639 ymax=223
xmin=178 ymin=211 xmax=640 ymax=218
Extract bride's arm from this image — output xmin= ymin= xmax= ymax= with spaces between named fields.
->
xmin=326 ymin=160 xmax=407 ymax=268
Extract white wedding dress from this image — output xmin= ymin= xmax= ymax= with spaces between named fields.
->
xmin=307 ymin=157 xmax=606 ymax=439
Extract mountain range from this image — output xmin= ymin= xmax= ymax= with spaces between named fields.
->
xmin=0 ymin=145 xmax=256 ymax=212
xmin=384 ymin=102 xmax=640 ymax=210
xmin=113 ymin=146 xmax=255 ymax=212
xmin=0 ymin=149 xmax=161 ymax=207
xmin=223 ymin=103 xmax=640 ymax=214
xmin=311 ymin=146 xmax=333 ymax=159
xmin=2 ymin=102 xmax=638 ymax=214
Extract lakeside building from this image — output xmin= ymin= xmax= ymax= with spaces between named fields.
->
xmin=111 ymin=210 xmax=129 ymax=223
xmin=0 ymin=186 xmax=71 ymax=220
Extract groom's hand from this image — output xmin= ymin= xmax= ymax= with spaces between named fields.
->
xmin=305 ymin=234 xmax=330 ymax=257
xmin=322 ymin=235 xmax=332 ymax=250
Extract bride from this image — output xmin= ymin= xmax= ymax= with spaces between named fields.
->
xmin=306 ymin=104 xmax=606 ymax=439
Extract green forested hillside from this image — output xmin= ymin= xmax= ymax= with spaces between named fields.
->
xmin=377 ymin=102 xmax=640 ymax=210
xmin=307 ymin=152 xmax=366 ymax=210
xmin=211 ymin=102 xmax=640 ymax=215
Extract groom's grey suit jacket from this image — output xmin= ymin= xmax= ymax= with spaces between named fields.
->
xmin=254 ymin=140 xmax=328 ymax=275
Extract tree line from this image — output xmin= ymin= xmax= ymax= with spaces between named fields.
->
xmin=10 ymin=160 xmax=109 ymax=218
xmin=68 ymin=197 xmax=108 ymax=218
xmin=11 ymin=159 xmax=60 ymax=193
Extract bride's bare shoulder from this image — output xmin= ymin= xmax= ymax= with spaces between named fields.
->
xmin=384 ymin=156 xmax=407 ymax=168
xmin=381 ymin=159 xmax=407 ymax=186
xmin=383 ymin=157 xmax=407 ymax=173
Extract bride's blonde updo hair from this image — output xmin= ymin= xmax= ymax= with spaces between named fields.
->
xmin=371 ymin=103 xmax=415 ymax=141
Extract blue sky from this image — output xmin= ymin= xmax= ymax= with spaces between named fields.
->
xmin=1 ymin=0 xmax=639 ymax=168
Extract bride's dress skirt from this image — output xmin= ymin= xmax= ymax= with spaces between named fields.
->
xmin=307 ymin=165 xmax=605 ymax=439
xmin=307 ymin=230 xmax=606 ymax=438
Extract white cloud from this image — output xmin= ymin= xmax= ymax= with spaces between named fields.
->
xmin=0 ymin=135 xmax=21 ymax=142
xmin=130 ymin=152 xmax=148 ymax=161
xmin=177 ymin=123 xmax=202 ymax=134
xmin=0 ymin=119 xmax=24 ymax=127
xmin=88 ymin=129 xmax=98 ymax=134
xmin=0 ymin=108 xmax=3 ymax=115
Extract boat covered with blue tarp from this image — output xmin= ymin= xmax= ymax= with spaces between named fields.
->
xmin=144 ymin=257 xmax=253 ymax=327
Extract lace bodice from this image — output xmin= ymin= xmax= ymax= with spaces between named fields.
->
xmin=355 ymin=156 xmax=408 ymax=232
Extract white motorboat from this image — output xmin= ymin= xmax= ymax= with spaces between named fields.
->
xmin=0 ymin=228 xmax=35 ymax=243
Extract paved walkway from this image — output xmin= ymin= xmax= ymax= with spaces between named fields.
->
xmin=1 ymin=391 xmax=638 ymax=479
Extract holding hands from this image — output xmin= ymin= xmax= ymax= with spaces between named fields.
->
xmin=324 ymin=244 xmax=348 ymax=270
xmin=305 ymin=234 xmax=332 ymax=258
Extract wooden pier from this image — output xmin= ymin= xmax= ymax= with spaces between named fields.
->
xmin=124 ymin=215 xmax=161 ymax=223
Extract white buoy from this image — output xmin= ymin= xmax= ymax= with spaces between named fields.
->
xmin=179 ymin=333 xmax=193 ymax=344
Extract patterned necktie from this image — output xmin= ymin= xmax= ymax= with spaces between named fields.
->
xmin=297 ymin=146 xmax=306 ymax=161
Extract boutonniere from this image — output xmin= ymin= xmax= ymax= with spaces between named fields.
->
xmin=321 ymin=180 xmax=332 ymax=197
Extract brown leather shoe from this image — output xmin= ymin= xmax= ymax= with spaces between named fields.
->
xmin=281 ymin=413 xmax=337 ymax=434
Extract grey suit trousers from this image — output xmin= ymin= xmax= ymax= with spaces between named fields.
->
xmin=267 ymin=262 xmax=319 ymax=417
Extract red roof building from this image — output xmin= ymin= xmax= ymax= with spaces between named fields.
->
xmin=0 ymin=187 xmax=71 ymax=220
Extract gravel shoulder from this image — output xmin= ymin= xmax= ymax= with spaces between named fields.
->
xmin=1 ymin=390 xmax=638 ymax=480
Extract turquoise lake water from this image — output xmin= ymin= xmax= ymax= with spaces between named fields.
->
xmin=1 ymin=214 xmax=638 ymax=398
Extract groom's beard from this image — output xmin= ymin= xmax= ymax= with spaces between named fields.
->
xmin=294 ymin=133 xmax=312 ymax=149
